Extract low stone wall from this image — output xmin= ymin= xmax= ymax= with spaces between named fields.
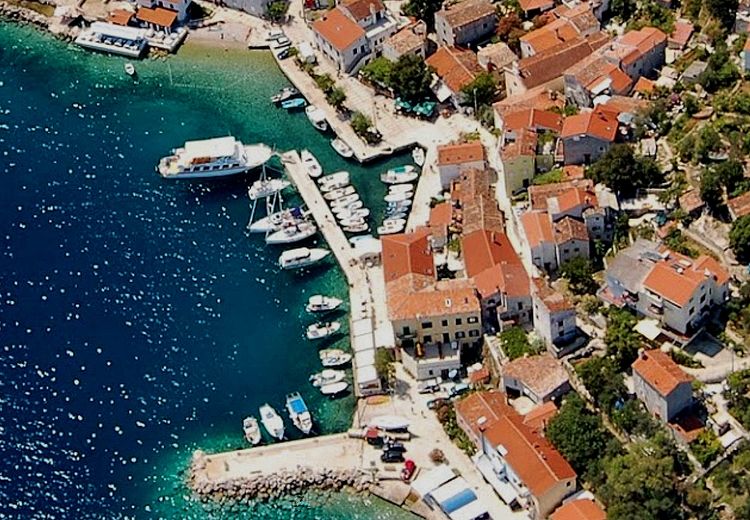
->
xmin=188 ymin=450 xmax=373 ymax=502
xmin=0 ymin=1 xmax=50 ymax=29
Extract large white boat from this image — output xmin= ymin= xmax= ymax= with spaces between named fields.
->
xmin=248 ymin=178 xmax=291 ymax=200
xmin=243 ymin=416 xmax=262 ymax=445
xmin=279 ymin=247 xmax=330 ymax=269
xmin=319 ymin=349 xmax=352 ymax=367
xmin=301 ymin=149 xmax=323 ymax=178
xmin=285 ymin=392 xmax=313 ymax=435
xmin=412 ymin=147 xmax=425 ymax=167
xmin=388 ymin=184 xmax=414 ymax=194
xmin=259 ymin=403 xmax=285 ymax=440
xmin=309 ymin=369 xmax=346 ymax=387
xmin=306 ymin=321 xmax=341 ymax=340
xmin=380 ymin=165 xmax=418 ymax=185
xmin=306 ymin=295 xmax=343 ymax=313
xmin=248 ymin=207 xmax=307 ymax=234
xmin=158 ymin=137 xmax=272 ymax=179
xmin=265 ymin=221 xmax=317 ymax=244
xmin=331 ymin=138 xmax=354 ymax=158
xmin=320 ymin=381 xmax=349 ymax=396
xmin=305 ymin=105 xmax=329 ymax=132
xmin=318 ymin=171 xmax=350 ymax=191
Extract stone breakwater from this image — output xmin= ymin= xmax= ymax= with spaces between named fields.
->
xmin=188 ymin=450 xmax=373 ymax=502
xmin=0 ymin=1 xmax=50 ymax=28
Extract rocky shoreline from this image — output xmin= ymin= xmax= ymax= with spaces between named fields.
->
xmin=0 ymin=1 xmax=50 ymax=29
xmin=188 ymin=450 xmax=373 ymax=503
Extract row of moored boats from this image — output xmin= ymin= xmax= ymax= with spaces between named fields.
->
xmin=378 ymin=151 xmax=423 ymax=235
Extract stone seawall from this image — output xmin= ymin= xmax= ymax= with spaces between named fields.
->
xmin=0 ymin=1 xmax=50 ymax=29
xmin=188 ymin=450 xmax=373 ymax=502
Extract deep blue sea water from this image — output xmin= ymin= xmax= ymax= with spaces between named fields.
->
xmin=0 ymin=22 xmax=415 ymax=519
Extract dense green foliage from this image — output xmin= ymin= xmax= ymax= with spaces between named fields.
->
xmin=532 ymin=169 xmax=564 ymax=185
xmin=359 ymin=57 xmax=393 ymax=87
xmin=402 ymin=0 xmax=443 ymax=30
xmin=604 ymin=308 xmax=641 ymax=372
xmin=577 ymin=357 xmax=627 ymax=413
xmin=701 ymin=159 xmax=749 ymax=212
xmin=663 ymin=228 xmax=699 ymax=259
xmin=587 ymin=144 xmax=663 ymax=198
xmin=705 ymin=0 xmax=740 ymax=31
xmin=725 ymin=369 xmax=750 ymax=429
xmin=700 ymin=42 xmax=740 ymax=93
xmin=435 ymin=402 xmax=476 ymax=455
xmin=351 ymin=112 xmax=372 ymax=136
xmin=559 ymin=257 xmax=598 ymax=295
xmin=727 ymin=281 xmax=750 ymax=340
xmin=461 ymin=73 xmax=497 ymax=108
xmin=265 ymin=0 xmax=288 ymax=21
xmin=374 ymin=347 xmax=394 ymax=385
xmin=325 ymin=87 xmax=347 ymax=109
xmin=730 ymin=215 xmax=750 ymax=263
xmin=712 ymin=443 xmax=750 ymax=512
xmin=609 ymin=0 xmax=636 ymax=21
xmin=390 ymin=54 xmax=433 ymax=104
xmin=498 ymin=326 xmax=537 ymax=360
xmin=669 ymin=348 xmax=703 ymax=368
xmin=691 ymin=429 xmax=723 ymax=466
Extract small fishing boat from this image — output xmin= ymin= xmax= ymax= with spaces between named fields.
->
xmin=271 ymin=86 xmax=299 ymax=104
xmin=309 ymin=369 xmax=346 ymax=387
xmin=265 ymin=221 xmax=317 ymax=245
xmin=318 ymin=171 xmax=350 ymax=191
xmin=279 ymin=247 xmax=330 ymax=270
xmin=378 ymin=219 xmax=406 ymax=235
xmin=319 ymin=349 xmax=352 ymax=367
xmin=381 ymin=166 xmax=418 ymax=185
xmin=305 ymin=295 xmax=343 ymax=313
xmin=331 ymin=200 xmax=364 ymax=215
xmin=331 ymin=138 xmax=354 ymax=158
xmin=320 ymin=381 xmax=349 ymax=396
xmin=339 ymin=217 xmax=366 ymax=228
xmin=285 ymin=392 xmax=313 ymax=435
xmin=330 ymin=194 xmax=360 ymax=209
xmin=248 ymin=178 xmax=290 ymax=200
xmin=306 ymin=321 xmax=341 ymax=340
xmin=243 ymin=416 xmax=262 ymax=445
xmin=368 ymin=415 xmax=410 ymax=431
xmin=281 ymin=97 xmax=307 ymax=111
xmin=385 ymin=211 xmax=408 ymax=221
xmin=259 ymin=403 xmax=285 ymax=440
xmin=266 ymin=29 xmax=285 ymax=41
xmin=387 ymin=199 xmax=412 ymax=209
xmin=248 ymin=207 xmax=307 ymax=233
xmin=384 ymin=191 xmax=413 ymax=203
xmin=343 ymin=223 xmax=369 ymax=233
xmin=336 ymin=208 xmax=370 ymax=221
xmin=276 ymin=47 xmax=291 ymax=60
xmin=388 ymin=184 xmax=414 ymax=194
xmin=305 ymin=105 xmax=329 ymax=132
xmin=124 ymin=62 xmax=136 ymax=77
xmin=324 ymin=186 xmax=356 ymax=201
xmin=349 ymin=235 xmax=375 ymax=245
xmin=412 ymin=147 xmax=425 ymax=167
xmin=301 ymin=149 xmax=323 ymax=178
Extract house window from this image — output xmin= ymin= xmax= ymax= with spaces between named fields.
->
xmin=422 ymin=321 xmax=433 ymax=329
xmin=424 ymin=335 xmax=433 ymax=343
xmin=456 ymin=318 xmax=462 ymax=325
xmin=517 ymin=302 xmax=523 ymax=310
xmin=442 ymin=332 xmax=450 ymax=343
xmin=467 ymin=316 xmax=478 ymax=324
xmin=456 ymin=331 xmax=466 ymax=339
xmin=700 ymin=294 xmax=706 ymax=303
xmin=558 ymin=320 xmax=564 ymax=327
xmin=402 ymin=326 xmax=411 ymax=335
xmin=469 ymin=330 xmax=480 ymax=337
xmin=689 ymin=307 xmax=695 ymax=315
xmin=442 ymin=319 xmax=448 ymax=327
xmin=574 ymin=247 xmax=580 ymax=253
xmin=353 ymin=48 xmax=357 ymax=55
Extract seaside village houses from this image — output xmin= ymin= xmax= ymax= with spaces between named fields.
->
xmin=312 ymin=0 xmax=398 ymax=73
xmin=434 ymin=0 xmax=497 ymax=48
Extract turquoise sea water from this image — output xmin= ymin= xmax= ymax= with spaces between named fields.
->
xmin=0 ymin=22 xmax=415 ymax=518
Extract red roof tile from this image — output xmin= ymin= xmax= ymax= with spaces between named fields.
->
xmin=435 ymin=0 xmax=496 ymax=29
xmin=381 ymin=228 xmax=434 ymax=283
xmin=554 ymin=216 xmax=589 ymax=244
xmin=136 ymin=6 xmax=177 ymax=27
xmin=474 ymin=262 xmax=530 ymax=299
xmin=437 ymin=141 xmax=486 ymax=166
xmin=521 ymin=211 xmax=554 ymax=248
xmin=551 ymin=499 xmax=606 ymax=520
xmin=503 ymin=108 xmax=563 ymax=133
xmin=528 ymin=179 xmax=594 ymax=210
xmin=340 ymin=0 xmax=384 ymax=21
xmin=429 ymin=201 xmax=453 ymax=229
xmin=462 ymin=229 xmax=522 ymax=278
xmin=108 ymin=9 xmax=134 ymax=26
xmin=728 ymin=191 xmax=750 ymax=219
xmin=669 ymin=20 xmax=694 ymax=49
xmin=313 ymin=7 xmax=366 ymax=52
xmin=532 ymin=277 xmax=574 ymax=312
xmin=632 ymin=349 xmax=694 ymax=397
xmin=427 ymin=47 xmax=482 ymax=93
xmin=634 ymin=76 xmax=655 ymax=94
xmin=561 ymin=108 xmax=618 ymax=141
xmin=501 ymin=128 xmax=538 ymax=160
xmin=616 ymin=26 xmax=667 ymax=66
xmin=387 ymin=279 xmax=480 ymax=321
xmin=523 ymin=400 xmax=558 ymax=430
xmin=518 ymin=0 xmax=554 ymax=12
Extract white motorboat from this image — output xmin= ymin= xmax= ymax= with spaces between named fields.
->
xmin=305 ymin=105 xmax=329 ymax=132
xmin=320 ymin=349 xmax=352 ymax=367
xmin=301 ymin=149 xmax=323 ymax=178
xmin=387 ymin=199 xmax=412 ymax=209
xmin=279 ymin=247 xmax=330 ymax=269
xmin=309 ymin=369 xmax=346 ymax=387
xmin=412 ymin=147 xmax=425 ymax=167
xmin=331 ymin=138 xmax=354 ymax=158
xmin=380 ymin=166 xmax=419 ymax=185
xmin=306 ymin=321 xmax=341 ymax=340
xmin=368 ymin=415 xmax=410 ymax=431
xmin=259 ymin=403 xmax=285 ymax=440
xmin=339 ymin=217 xmax=366 ymax=228
xmin=124 ymin=62 xmax=136 ymax=77
xmin=265 ymin=221 xmax=317 ymax=244
xmin=388 ymin=184 xmax=414 ymax=194
xmin=285 ymin=392 xmax=313 ymax=435
xmin=248 ymin=207 xmax=307 ymax=233
xmin=324 ymin=186 xmax=356 ymax=201
xmin=343 ymin=223 xmax=369 ymax=233
xmin=266 ymin=29 xmax=285 ymax=41
xmin=384 ymin=191 xmax=413 ymax=203
xmin=378 ymin=219 xmax=406 ymax=235
xmin=318 ymin=171 xmax=350 ymax=190
xmin=386 ymin=211 xmax=408 ymax=221
xmin=271 ymin=36 xmax=291 ymax=49
xmin=248 ymin=178 xmax=291 ymax=200
xmin=305 ymin=294 xmax=343 ymax=313
xmin=158 ymin=137 xmax=273 ymax=179
xmin=349 ymin=235 xmax=375 ymax=245
xmin=271 ymin=86 xmax=299 ymax=104
xmin=331 ymin=200 xmax=363 ymax=215
xmin=336 ymin=208 xmax=370 ymax=220
xmin=243 ymin=416 xmax=262 ymax=445
xmin=320 ymin=381 xmax=349 ymax=396
xmin=330 ymin=194 xmax=360 ymax=209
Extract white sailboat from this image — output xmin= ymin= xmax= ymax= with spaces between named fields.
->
xmin=301 ymin=149 xmax=323 ymax=178
xmin=305 ymin=295 xmax=343 ymax=313
xmin=306 ymin=321 xmax=341 ymax=340
xmin=259 ymin=403 xmax=285 ymax=440
xmin=248 ymin=206 xmax=307 ymax=234
xmin=243 ymin=416 xmax=262 ymax=445
xmin=265 ymin=221 xmax=317 ymax=244
xmin=279 ymin=247 xmax=330 ymax=269
xmin=248 ymin=178 xmax=291 ymax=200
xmin=305 ymin=105 xmax=329 ymax=132
xmin=412 ymin=147 xmax=425 ymax=166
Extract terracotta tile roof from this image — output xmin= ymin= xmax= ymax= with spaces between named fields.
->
xmin=523 ymin=401 xmax=558 ymax=430
xmin=669 ymin=20 xmax=694 ymax=49
xmin=340 ymin=0 xmax=385 ymax=21
xmin=437 ymin=141 xmax=486 ymax=166
xmin=108 ymin=9 xmax=134 ymax=26
xmin=470 ymin=366 xmax=491 ymax=383
xmin=745 ymin=37 xmax=750 ymax=52
xmin=426 ymin=47 xmax=482 ymax=93
xmin=456 ymin=169 xmax=505 ymax=234
xmin=615 ymin=26 xmax=667 ymax=66
xmin=136 ymin=6 xmax=177 ymax=27
xmin=493 ymin=88 xmax=565 ymax=120
xmin=387 ymin=279 xmax=480 ymax=321
xmin=532 ymin=277 xmax=574 ymax=313
xmin=503 ymin=353 xmax=569 ymax=399
xmin=642 ymin=261 xmax=704 ymax=307
xmin=634 ymin=76 xmax=655 ymax=94
xmin=521 ymin=19 xmax=581 ymax=55
xmin=551 ymin=499 xmax=606 ymax=520
xmin=562 ymin=165 xmax=585 ymax=180
xmin=561 ymin=4 xmax=599 ymax=35
xmin=474 ymin=262 xmax=531 ymax=299
xmin=462 ymin=229 xmax=522 ymax=278
xmin=678 ymin=190 xmax=705 ymax=214
xmin=529 ymin=179 xmax=594 ymax=211
xmin=549 ymin=187 xmax=598 ymax=215
xmin=381 ymin=228 xmax=434 ymax=283
xmin=384 ymin=21 xmax=426 ymax=56
xmin=728 ymin=191 xmax=750 ymax=219
xmin=455 ymin=390 xmax=516 ymax=430
xmin=693 ymin=255 xmax=730 ymax=286
xmin=313 ymin=7 xmax=366 ymax=52
xmin=554 ymin=216 xmax=588 ymax=244
xmin=429 ymin=201 xmax=453 ymax=229
xmin=521 ymin=211 xmax=554 ymax=248
xmin=503 ymin=108 xmax=563 ymax=133
xmin=501 ymin=128 xmax=538 ymax=160
xmin=435 ymin=0 xmax=496 ymax=29
xmin=632 ymin=349 xmax=694 ymax=397
xmin=519 ymin=0 xmax=554 ymax=12
xmin=600 ymin=94 xmax=647 ymax=115
xmin=561 ymin=108 xmax=618 ymax=141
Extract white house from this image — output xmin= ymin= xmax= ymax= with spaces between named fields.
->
xmin=436 ymin=141 xmax=486 ymax=189
xmin=312 ymin=7 xmax=369 ymax=72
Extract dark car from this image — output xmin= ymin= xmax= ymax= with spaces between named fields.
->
xmin=427 ymin=397 xmax=448 ymax=410
xmin=383 ymin=442 xmax=406 ymax=453
xmin=381 ymin=450 xmax=405 ymax=463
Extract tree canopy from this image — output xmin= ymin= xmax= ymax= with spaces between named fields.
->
xmin=587 ymin=144 xmax=663 ymax=198
xmin=390 ymin=54 xmax=433 ymax=104
xmin=604 ymin=308 xmax=641 ymax=371
xmin=359 ymin=57 xmax=393 ymax=87
xmin=559 ymin=257 xmax=598 ymax=295
xmin=265 ymin=0 xmax=289 ymax=22
xmin=460 ymin=72 xmax=497 ymax=108
xmin=402 ymin=0 xmax=443 ymax=30
xmin=700 ymin=41 xmax=740 ymax=93
xmin=730 ymin=215 xmax=750 ymax=263
xmin=577 ymin=357 xmax=627 ymax=413
xmin=498 ymin=326 xmax=537 ymax=360
xmin=706 ymin=0 xmax=740 ymax=31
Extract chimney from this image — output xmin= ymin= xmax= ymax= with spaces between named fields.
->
xmin=477 ymin=416 xmax=488 ymax=431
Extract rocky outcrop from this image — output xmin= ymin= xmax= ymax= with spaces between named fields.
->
xmin=188 ymin=450 xmax=373 ymax=503
xmin=0 ymin=1 xmax=50 ymax=28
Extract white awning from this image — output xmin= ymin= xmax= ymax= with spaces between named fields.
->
xmin=411 ymin=465 xmax=456 ymax=497
xmin=351 ymin=317 xmax=373 ymax=337
xmin=635 ymin=318 xmax=662 ymax=341
xmin=352 ymin=333 xmax=374 ymax=353
xmin=435 ymin=82 xmax=453 ymax=103
xmin=450 ymin=500 xmax=488 ymax=520
xmin=355 ymin=349 xmax=375 ymax=367
xmin=91 ymin=21 xmax=146 ymax=40
xmin=355 ymin=364 xmax=378 ymax=385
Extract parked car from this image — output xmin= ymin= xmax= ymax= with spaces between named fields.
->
xmin=381 ymin=450 xmax=405 ymax=463
xmin=426 ymin=397 xmax=448 ymax=410
xmin=401 ymin=459 xmax=417 ymax=482
xmin=417 ymin=378 xmax=441 ymax=394
xmin=448 ymin=382 xmax=470 ymax=399
xmin=383 ymin=441 xmax=406 ymax=453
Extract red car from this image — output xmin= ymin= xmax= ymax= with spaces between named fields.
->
xmin=401 ymin=459 xmax=416 ymax=482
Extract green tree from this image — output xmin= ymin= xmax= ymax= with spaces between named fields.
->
xmin=350 ymin=111 xmax=372 ymax=137
xmin=577 ymin=357 xmax=627 ymax=413
xmin=700 ymin=41 xmax=740 ymax=93
xmin=390 ymin=54 xmax=433 ymax=104
xmin=730 ymin=215 xmax=750 ymax=263
xmin=498 ymin=326 xmax=536 ymax=360
xmin=374 ymin=347 xmax=395 ymax=386
xmin=461 ymin=72 xmax=497 ymax=109
xmin=359 ymin=57 xmax=393 ymax=87
xmin=696 ymin=125 xmax=722 ymax=162
xmin=326 ymin=86 xmax=347 ymax=109
xmin=402 ymin=0 xmax=443 ymax=30
xmin=605 ymin=308 xmax=641 ymax=371
xmin=314 ymin=73 xmax=335 ymax=93
xmin=559 ymin=257 xmax=598 ymax=295
xmin=706 ymin=0 xmax=739 ymax=30
xmin=609 ymin=0 xmax=637 ymax=22
xmin=587 ymin=144 xmax=663 ymax=197
xmin=265 ymin=0 xmax=289 ymax=22
xmin=691 ymin=430 xmax=723 ymax=466
xmin=700 ymin=167 xmax=724 ymax=212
